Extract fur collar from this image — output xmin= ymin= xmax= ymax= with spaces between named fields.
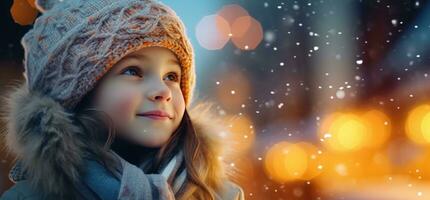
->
xmin=2 ymin=83 xmax=238 ymax=198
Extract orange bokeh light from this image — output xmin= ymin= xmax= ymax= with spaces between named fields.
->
xmin=320 ymin=113 xmax=368 ymax=152
xmin=26 ymin=0 xmax=36 ymax=8
xmin=406 ymin=104 xmax=430 ymax=144
xmin=11 ymin=0 xmax=38 ymax=25
xmin=225 ymin=115 xmax=255 ymax=155
xmin=297 ymin=142 xmax=323 ymax=180
xmin=319 ymin=109 xmax=391 ymax=152
xmin=362 ymin=110 xmax=391 ymax=148
xmin=217 ymin=4 xmax=249 ymax=27
xmin=196 ymin=4 xmax=263 ymax=50
xmin=231 ymin=16 xmax=263 ymax=50
xmin=264 ymin=142 xmax=322 ymax=183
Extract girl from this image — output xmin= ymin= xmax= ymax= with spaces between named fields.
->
xmin=0 ymin=0 xmax=244 ymax=199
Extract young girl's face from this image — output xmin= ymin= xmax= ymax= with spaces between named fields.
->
xmin=92 ymin=46 xmax=185 ymax=147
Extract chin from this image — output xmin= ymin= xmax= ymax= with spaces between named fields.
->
xmin=139 ymin=140 xmax=167 ymax=148
xmin=125 ymin=125 xmax=173 ymax=147
xmin=135 ymin=134 xmax=171 ymax=148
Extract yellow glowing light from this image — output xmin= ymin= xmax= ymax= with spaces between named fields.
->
xmin=296 ymin=142 xmax=323 ymax=180
xmin=264 ymin=142 xmax=308 ymax=183
xmin=421 ymin=113 xmax=430 ymax=140
xmin=320 ymin=113 xmax=369 ymax=152
xmin=362 ymin=110 xmax=391 ymax=148
xmin=406 ymin=104 xmax=430 ymax=144
xmin=338 ymin=117 xmax=366 ymax=149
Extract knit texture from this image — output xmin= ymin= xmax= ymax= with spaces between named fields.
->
xmin=22 ymin=0 xmax=195 ymax=110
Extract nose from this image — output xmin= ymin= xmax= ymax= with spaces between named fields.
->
xmin=146 ymin=78 xmax=172 ymax=102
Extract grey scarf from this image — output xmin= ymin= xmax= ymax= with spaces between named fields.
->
xmin=115 ymin=150 xmax=186 ymax=199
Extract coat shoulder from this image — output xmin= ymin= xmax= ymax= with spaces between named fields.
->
xmin=0 ymin=181 xmax=42 ymax=200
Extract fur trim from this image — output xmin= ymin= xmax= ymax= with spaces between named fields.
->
xmin=1 ymin=83 xmax=87 ymax=199
xmin=1 ymin=83 xmax=239 ymax=198
xmin=187 ymin=100 xmax=242 ymax=190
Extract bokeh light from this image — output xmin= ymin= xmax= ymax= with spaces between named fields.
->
xmin=230 ymin=16 xmax=263 ymax=50
xmin=196 ymin=4 xmax=263 ymax=50
xmin=10 ymin=0 xmax=38 ymax=25
xmin=296 ymin=142 xmax=323 ymax=180
xmin=264 ymin=142 xmax=308 ymax=183
xmin=224 ymin=114 xmax=255 ymax=155
xmin=362 ymin=109 xmax=392 ymax=148
xmin=320 ymin=109 xmax=391 ymax=152
xmin=316 ymin=150 xmax=393 ymax=193
xmin=406 ymin=104 xmax=430 ymax=144
xmin=195 ymin=14 xmax=230 ymax=50
xmin=217 ymin=4 xmax=249 ymax=26
xmin=26 ymin=0 xmax=36 ymax=8
xmin=320 ymin=113 xmax=369 ymax=152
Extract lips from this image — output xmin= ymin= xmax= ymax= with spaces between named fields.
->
xmin=137 ymin=110 xmax=172 ymax=120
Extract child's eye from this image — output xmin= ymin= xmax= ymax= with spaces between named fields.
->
xmin=165 ymin=72 xmax=180 ymax=82
xmin=120 ymin=66 xmax=142 ymax=77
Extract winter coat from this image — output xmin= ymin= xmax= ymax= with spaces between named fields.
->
xmin=1 ymin=155 xmax=244 ymax=200
xmin=0 ymin=84 xmax=245 ymax=199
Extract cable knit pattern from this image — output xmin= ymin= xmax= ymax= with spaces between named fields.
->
xmin=22 ymin=0 xmax=195 ymax=110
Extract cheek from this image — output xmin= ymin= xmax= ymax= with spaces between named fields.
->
xmin=99 ymin=86 xmax=140 ymax=121
xmin=172 ymin=88 xmax=185 ymax=114
xmin=114 ymin=93 xmax=136 ymax=117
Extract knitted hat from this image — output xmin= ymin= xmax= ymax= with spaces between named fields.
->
xmin=22 ymin=0 xmax=195 ymax=110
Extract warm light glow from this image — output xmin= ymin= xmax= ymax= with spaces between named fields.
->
xmin=297 ymin=142 xmax=323 ymax=180
xmin=422 ymin=113 xmax=430 ymax=139
xmin=195 ymin=14 xmax=230 ymax=50
xmin=320 ymin=113 xmax=369 ymax=152
xmin=264 ymin=142 xmax=308 ymax=183
xmin=320 ymin=109 xmax=391 ymax=152
xmin=362 ymin=110 xmax=391 ymax=148
xmin=338 ymin=117 xmax=366 ymax=149
xmin=26 ymin=0 xmax=36 ymax=8
xmin=225 ymin=115 xmax=255 ymax=154
xmin=217 ymin=4 xmax=249 ymax=27
xmin=196 ymin=5 xmax=262 ymax=50
xmin=406 ymin=104 xmax=430 ymax=144
xmin=231 ymin=16 xmax=263 ymax=50
xmin=11 ymin=0 xmax=38 ymax=25
xmin=215 ymin=66 xmax=251 ymax=111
